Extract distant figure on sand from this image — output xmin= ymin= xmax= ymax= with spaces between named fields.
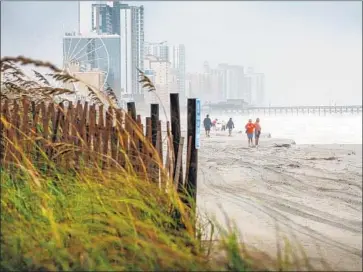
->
xmin=212 ymin=119 xmax=218 ymax=130
xmin=203 ymin=114 xmax=212 ymax=137
xmin=226 ymin=118 xmax=235 ymax=136
xmin=254 ymin=118 xmax=261 ymax=146
xmin=245 ymin=119 xmax=255 ymax=147
xmin=221 ymin=120 xmax=226 ymax=131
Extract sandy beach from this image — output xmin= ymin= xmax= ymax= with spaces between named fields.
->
xmin=197 ymin=133 xmax=362 ymax=271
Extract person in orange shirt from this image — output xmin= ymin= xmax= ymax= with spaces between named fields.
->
xmin=254 ymin=118 xmax=262 ymax=146
xmin=245 ymin=119 xmax=255 ymax=147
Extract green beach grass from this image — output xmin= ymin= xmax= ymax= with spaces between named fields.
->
xmin=0 ymin=56 xmax=318 ymax=271
xmin=0 ymin=139 xmax=253 ymax=271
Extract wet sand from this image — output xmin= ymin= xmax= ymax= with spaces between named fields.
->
xmin=197 ymin=133 xmax=362 ymax=271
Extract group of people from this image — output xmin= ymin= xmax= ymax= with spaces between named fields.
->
xmin=203 ymin=115 xmax=235 ymax=137
xmin=245 ymin=118 xmax=261 ymax=147
xmin=203 ymin=115 xmax=262 ymax=147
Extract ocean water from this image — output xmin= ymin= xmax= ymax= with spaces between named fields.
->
xmin=211 ymin=113 xmax=362 ymax=145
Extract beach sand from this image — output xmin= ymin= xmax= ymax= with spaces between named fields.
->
xmin=196 ymin=132 xmax=362 ymax=271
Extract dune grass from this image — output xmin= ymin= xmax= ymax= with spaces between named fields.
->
xmin=0 ymin=138 xmax=252 ymax=271
xmin=1 ymin=166 xmax=206 ymax=271
xmin=0 ymin=56 xmax=320 ymax=271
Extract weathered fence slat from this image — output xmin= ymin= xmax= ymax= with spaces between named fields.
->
xmin=145 ymin=117 xmax=152 ymax=180
xmin=157 ymin=120 xmax=163 ymax=164
xmin=1 ymin=100 xmax=10 ymax=165
xmin=48 ymin=102 xmax=55 ymax=132
xmin=150 ymin=104 xmax=159 ymax=148
xmin=40 ymin=102 xmax=48 ymax=156
xmin=47 ymin=102 xmax=55 ymax=158
xmin=50 ymin=103 xmax=62 ymax=162
xmin=184 ymin=135 xmax=192 ymax=188
xmin=96 ymin=104 xmax=104 ymax=166
xmin=12 ymin=100 xmax=20 ymax=142
xmin=170 ymin=93 xmax=183 ymax=189
xmin=52 ymin=103 xmax=62 ymax=144
xmin=174 ymin=136 xmax=184 ymax=190
xmin=21 ymin=97 xmax=30 ymax=153
xmin=186 ymin=98 xmax=198 ymax=234
xmin=63 ymin=102 xmax=71 ymax=144
xmin=127 ymin=103 xmax=138 ymax=172
xmin=102 ymin=106 xmax=112 ymax=168
xmin=11 ymin=100 xmax=20 ymax=161
xmin=81 ymin=101 xmax=88 ymax=146
xmin=31 ymin=102 xmax=41 ymax=161
xmin=88 ymin=104 xmax=96 ymax=164
xmin=115 ymin=109 xmax=124 ymax=168
xmin=74 ymin=102 xmax=83 ymax=166
xmin=166 ymin=121 xmax=175 ymax=183
xmin=64 ymin=102 xmax=74 ymax=167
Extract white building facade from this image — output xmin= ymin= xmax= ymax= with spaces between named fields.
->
xmin=246 ymin=67 xmax=265 ymax=106
xmin=119 ymin=4 xmax=144 ymax=101
xmin=144 ymin=55 xmax=171 ymax=117
xmin=144 ymin=42 xmax=186 ymax=103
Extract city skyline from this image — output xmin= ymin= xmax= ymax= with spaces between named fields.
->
xmin=74 ymin=1 xmax=259 ymax=107
xmin=185 ymin=62 xmax=265 ymax=106
xmin=1 ymin=1 xmax=361 ymax=106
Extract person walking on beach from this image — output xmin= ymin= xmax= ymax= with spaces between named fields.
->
xmin=203 ymin=114 xmax=212 ymax=137
xmin=212 ymin=118 xmax=218 ymax=131
xmin=245 ymin=119 xmax=255 ymax=147
xmin=254 ymin=118 xmax=261 ymax=146
xmin=226 ymin=118 xmax=235 ymax=136
xmin=221 ymin=120 xmax=226 ymax=131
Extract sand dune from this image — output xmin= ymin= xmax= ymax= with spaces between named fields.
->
xmin=197 ymin=134 xmax=362 ymax=271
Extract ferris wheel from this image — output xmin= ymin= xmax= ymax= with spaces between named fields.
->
xmin=56 ymin=35 xmax=110 ymax=100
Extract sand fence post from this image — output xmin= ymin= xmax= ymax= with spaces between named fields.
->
xmin=186 ymin=98 xmax=199 ymax=234
xmin=150 ymin=104 xmax=159 ymax=183
xmin=127 ymin=102 xmax=138 ymax=172
xmin=174 ymin=136 xmax=184 ymax=190
xmin=170 ymin=93 xmax=183 ymax=189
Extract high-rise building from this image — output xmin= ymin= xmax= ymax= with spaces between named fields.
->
xmin=216 ymin=64 xmax=252 ymax=104
xmin=185 ymin=76 xmax=192 ymax=98
xmin=246 ymin=67 xmax=265 ymax=106
xmin=144 ymin=41 xmax=169 ymax=61
xmin=186 ymin=72 xmax=204 ymax=100
xmin=169 ymin=44 xmax=186 ymax=101
xmin=90 ymin=1 xmax=145 ymax=102
xmin=216 ymin=64 xmax=242 ymax=100
xmin=91 ymin=3 xmax=113 ymax=34
xmin=144 ymin=54 xmax=171 ymax=118
xmin=62 ymin=32 xmax=122 ymax=101
xmin=144 ymin=42 xmax=186 ymax=102
xmin=119 ymin=4 xmax=144 ymax=101
xmin=186 ymin=63 xmax=260 ymax=105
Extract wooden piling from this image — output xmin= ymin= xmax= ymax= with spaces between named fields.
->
xmin=150 ymin=104 xmax=159 ymax=148
xmin=186 ymin=98 xmax=198 ymax=233
xmin=170 ymin=93 xmax=183 ymax=188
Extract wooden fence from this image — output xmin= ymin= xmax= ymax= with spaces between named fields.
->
xmin=2 ymin=98 xmax=160 ymax=181
xmin=0 ymin=94 xmax=198 ymax=197
xmin=1 ymin=94 xmax=200 ymax=232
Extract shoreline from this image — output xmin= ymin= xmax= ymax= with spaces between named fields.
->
xmin=197 ymin=134 xmax=362 ymax=271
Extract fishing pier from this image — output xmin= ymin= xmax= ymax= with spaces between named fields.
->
xmin=205 ymin=104 xmax=362 ymax=115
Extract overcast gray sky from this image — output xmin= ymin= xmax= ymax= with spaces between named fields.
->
xmin=1 ymin=1 xmax=362 ymax=106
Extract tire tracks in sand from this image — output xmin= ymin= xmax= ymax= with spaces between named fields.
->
xmin=197 ymin=138 xmax=362 ymax=261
